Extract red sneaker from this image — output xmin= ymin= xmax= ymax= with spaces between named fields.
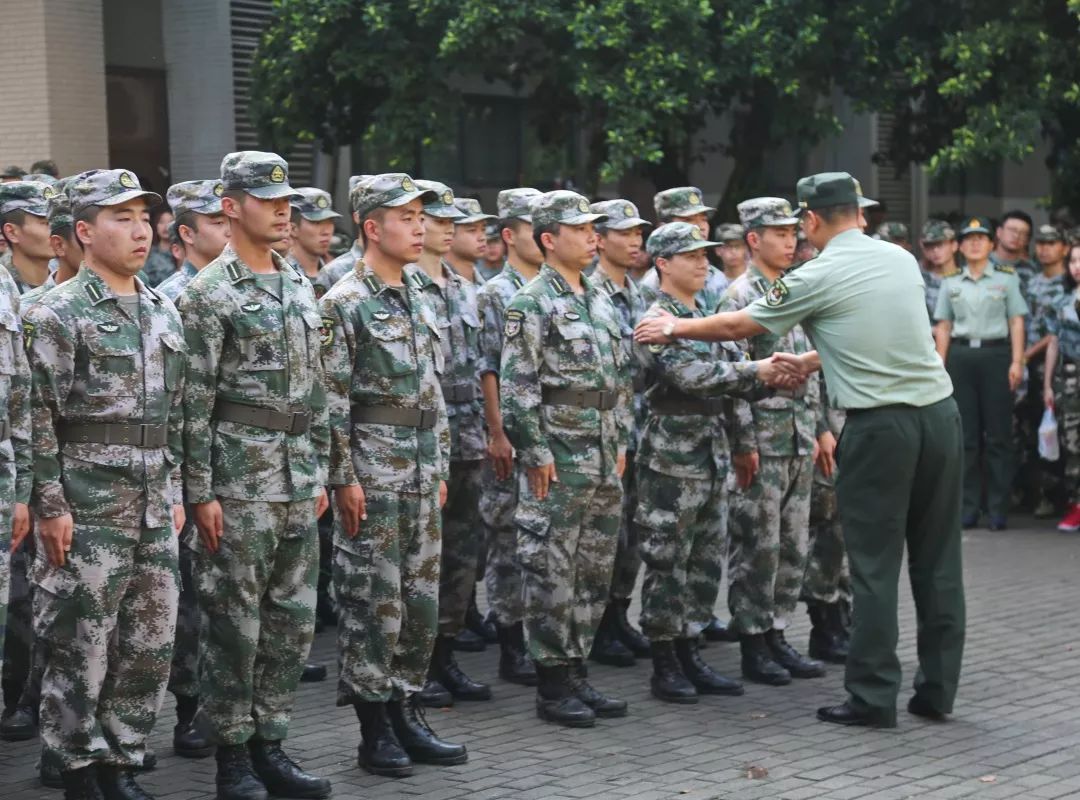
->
xmin=1057 ymin=504 xmax=1080 ymax=532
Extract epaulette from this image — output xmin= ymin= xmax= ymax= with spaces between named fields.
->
xmin=85 ymin=281 xmax=104 ymax=304
xmin=510 ymin=272 xmax=524 ymax=290
xmin=995 ymin=264 xmax=1015 ymax=275
xmin=224 ymin=261 xmax=244 ymax=283
xmin=752 ymin=277 xmax=769 ymax=296
xmin=942 ymin=269 xmax=961 ymax=279
xmin=409 ymin=270 xmax=426 ymax=289
xmin=362 ymin=275 xmax=380 ymax=294
xmin=547 ymin=273 xmax=572 ymax=296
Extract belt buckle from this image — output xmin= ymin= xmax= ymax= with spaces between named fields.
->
xmin=288 ymin=411 xmax=309 ymax=435
xmin=969 ymin=338 xmax=982 ymax=349
xmin=420 ymin=409 xmax=437 ymax=429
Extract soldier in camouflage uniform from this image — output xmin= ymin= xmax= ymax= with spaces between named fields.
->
xmin=585 ymin=198 xmax=652 ymax=667
xmin=721 ymin=197 xmax=826 ymax=686
xmin=320 ymin=173 xmax=466 ymax=777
xmin=142 ymin=208 xmax=178 ymax=288
xmin=156 ymin=180 xmax=230 ymax=303
xmin=0 ymin=180 xmax=56 ymax=294
xmin=920 ymin=220 xmax=958 ymax=322
xmin=1046 ymin=241 xmax=1080 ymax=531
xmin=992 ymin=210 xmax=1036 ymax=295
xmin=713 ymin=222 xmax=748 ymax=283
xmin=313 ymin=175 xmax=370 ymax=298
xmin=477 ymin=187 xmax=543 ymax=686
xmin=446 ymin=197 xmax=496 ymax=287
xmin=500 ymin=190 xmax=632 ymax=728
xmin=179 ymin=152 xmax=331 ymax=800
xmin=24 ymin=169 xmax=183 ymax=800
xmin=875 ymin=221 xmax=912 ymax=251
xmin=288 ymin=188 xmax=341 ymax=290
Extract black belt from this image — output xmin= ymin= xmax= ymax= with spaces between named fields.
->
xmin=952 ymin=337 xmax=1007 ymax=348
xmin=648 ymin=398 xmax=725 ymax=416
xmin=440 ymin=384 xmax=477 ymax=403
xmin=58 ymin=422 xmax=168 ymax=447
xmin=214 ymin=400 xmax=310 ymax=435
xmin=541 ymin=388 xmax=617 ymax=411
xmin=0 ymin=419 xmax=9 ymax=441
xmin=351 ymin=405 xmax=438 ymax=429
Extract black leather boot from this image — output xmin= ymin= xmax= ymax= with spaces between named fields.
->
xmin=765 ymin=629 xmax=826 ymax=678
xmin=300 ymin=663 xmax=327 ymax=683
xmin=430 ymin=635 xmax=492 ymax=701
xmin=496 ymin=621 xmax=538 ymax=686
xmin=806 ymin=603 xmax=848 ymax=664
xmin=534 ymin=663 xmax=595 ymax=728
xmin=0 ymin=703 xmax=37 ymax=741
xmin=249 ymin=740 xmax=331 ymax=798
xmin=138 ymin=750 xmax=156 ymax=772
xmin=588 ymin=603 xmax=636 ymax=667
xmin=569 ymin=660 xmax=627 ymax=718
xmin=97 ymin=766 xmax=154 ymax=800
xmin=465 ymin=592 xmax=497 ymax=643
xmin=417 ymin=677 xmax=454 ymax=708
xmin=387 ymin=695 xmax=468 ymax=765
xmin=451 ymin=628 xmax=487 ymax=652
xmin=674 ymin=637 xmax=744 ymax=695
xmin=702 ymin=616 xmax=739 ymax=643
xmin=214 ymin=743 xmax=269 ymax=800
xmin=649 ymin=641 xmax=697 ymax=704
xmin=60 ymin=765 xmax=103 ymax=800
xmin=611 ymin=598 xmax=651 ymax=657
xmin=739 ymin=634 xmax=792 ymax=686
xmin=353 ymin=701 xmax=412 ymax=777
xmin=173 ymin=695 xmax=214 ymax=758
xmin=41 ymin=747 xmax=65 ymax=788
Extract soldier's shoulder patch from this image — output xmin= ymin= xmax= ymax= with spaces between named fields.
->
xmin=942 ymin=269 xmax=961 ymax=279
xmin=319 ymin=315 xmax=336 ymax=349
xmin=648 ymin=342 xmax=666 ymax=354
xmin=764 ymin=278 xmax=789 ymax=307
xmin=504 ymin=308 xmax=525 ymax=339
xmin=995 ymin=264 xmax=1015 ymax=275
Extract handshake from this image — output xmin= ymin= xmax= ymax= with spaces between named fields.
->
xmin=755 ymin=351 xmax=817 ymax=390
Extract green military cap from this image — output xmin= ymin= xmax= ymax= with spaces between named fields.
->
xmin=22 ymin=173 xmax=58 ymax=187
xmin=291 ymin=187 xmax=342 ymax=222
xmin=646 ymin=221 xmax=718 ymax=259
xmin=220 ymin=151 xmax=301 ymax=200
xmin=794 ymin=171 xmax=877 ymax=214
xmin=350 ymin=173 xmax=437 ymax=219
xmin=591 ymin=199 xmax=651 ymax=232
xmin=654 ymin=186 xmax=713 ymax=219
xmin=957 ymin=215 xmax=993 ymax=239
xmin=453 ymin=197 xmax=496 ymax=225
xmin=1 ymin=165 xmax=26 ymax=180
xmin=876 ymin=221 xmax=910 ymax=242
xmin=0 ymin=180 xmax=54 ymax=217
xmin=46 ymin=177 xmax=74 ymax=234
xmin=497 ymin=187 xmax=542 ymax=222
xmin=66 ymin=169 xmax=162 ymax=215
xmin=167 ymin=179 xmax=224 ymax=218
xmin=529 ymin=190 xmax=606 ymax=228
xmin=921 ymin=219 xmax=956 ymax=243
xmin=1034 ymin=223 xmax=1066 ymax=243
xmin=415 ymin=180 xmax=465 ymax=219
xmin=348 ymin=174 xmax=373 ymax=194
xmin=737 ymin=197 xmax=800 ymax=229
xmin=713 ymin=222 xmax=745 ymax=242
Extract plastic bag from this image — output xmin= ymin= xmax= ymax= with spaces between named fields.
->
xmin=1039 ymin=407 xmax=1060 ymax=462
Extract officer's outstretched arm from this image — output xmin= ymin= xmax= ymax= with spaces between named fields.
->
xmin=634 ymin=307 xmax=766 ymax=344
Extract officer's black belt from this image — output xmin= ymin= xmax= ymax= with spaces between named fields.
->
xmin=441 ymin=384 xmax=476 ymax=403
xmin=0 ymin=420 xmax=10 ymax=441
xmin=951 ymin=337 xmax=1007 ymax=348
xmin=58 ymin=422 xmax=168 ymax=447
xmin=351 ymin=405 xmax=438 ymax=429
xmin=648 ymin=398 xmax=725 ymax=416
xmin=214 ymin=400 xmax=311 ymax=435
xmin=541 ymin=388 xmax=617 ymax=411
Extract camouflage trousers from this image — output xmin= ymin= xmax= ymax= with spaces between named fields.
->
xmin=195 ymin=498 xmax=318 ymax=745
xmin=335 ymin=486 xmax=440 ymax=704
xmin=635 ymin=466 xmax=726 ymax=641
xmin=2 ymin=536 xmax=32 ymax=706
xmin=481 ymin=463 xmax=523 ymax=626
xmin=608 ymin=452 xmax=641 ymax=601
xmin=516 ymin=469 xmax=622 ymax=666
xmin=34 ymin=523 xmax=179 ymax=770
xmin=0 ymin=461 xmax=11 ymax=678
xmin=728 ymin=454 xmax=813 ymax=635
xmin=1055 ymin=363 xmax=1080 ymax=504
xmin=1015 ymin=364 xmax=1061 ymax=504
xmin=802 ymin=472 xmax=851 ymax=605
xmin=439 ymin=460 xmax=484 ymax=636
xmin=168 ymin=531 xmax=200 ymax=700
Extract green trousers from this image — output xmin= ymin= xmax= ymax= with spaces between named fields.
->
xmin=835 ymin=397 xmax=965 ymax=725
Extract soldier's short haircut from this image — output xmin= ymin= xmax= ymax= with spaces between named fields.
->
xmin=0 ymin=210 xmax=27 ymax=247
xmin=290 ymin=207 xmax=303 ymax=225
xmin=51 ymin=222 xmax=73 ymax=241
xmin=73 ymin=205 xmax=104 ymax=249
xmin=534 ymin=222 xmax=560 ymax=255
xmin=813 ymin=204 xmax=858 ymax=224
xmin=175 ymin=210 xmax=200 ymax=236
xmin=357 ymin=206 xmax=388 ymax=248
xmin=1000 ymin=209 xmax=1033 ymax=232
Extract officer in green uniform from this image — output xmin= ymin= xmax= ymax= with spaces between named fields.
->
xmin=636 ymin=172 xmax=965 ymax=729
xmin=933 ymin=216 xmax=1028 ymax=530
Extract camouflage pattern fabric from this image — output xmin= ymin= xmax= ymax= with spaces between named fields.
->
xmin=991 ymin=252 xmax=1037 ymax=298
xmin=1025 ymin=271 xmax=1066 ymax=347
xmin=637 ymin=264 xmax=729 ymax=313
xmin=1049 ymin=294 xmax=1080 ymax=504
xmin=437 ymin=460 xmax=483 ymax=635
xmin=2 ymin=250 xmax=47 ymax=296
xmin=219 ymin=151 xmax=300 ymax=201
xmin=18 ymin=272 xmax=57 ymax=307
xmin=653 ymin=186 xmax=713 ymax=220
xmin=922 ymin=269 xmax=944 ymax=321
xmin=167 ymin=541 xmax=200 ymax=700
xmin=142 ymin=248 xmax=177 ymax=288
xmin=802 ymin=390 xmax=851 ymax=605
xmin=155 ymin=261 xmax=199 ymax=302
xmin=314 ymin=242 xmax=362 ymax=298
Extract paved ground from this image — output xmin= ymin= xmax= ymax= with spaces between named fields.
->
xmin=4 ymin=516 xmax=1080 ymax=800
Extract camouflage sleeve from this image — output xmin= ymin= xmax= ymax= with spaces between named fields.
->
xmin=168 ymin=320 xmax=187 ymax=507
xmin=10 ymin=313 xmax=32 ymax=504
xmin=649 ymin=339 xmax=760 ymax=399
xmin=813 ymin=374 xmax=830 ymax=437
xmin=615 ymin=347 xmax=632 ymax=459
xmin=24 ymin=305 xmax=74 ymax=517
xmin=477 ymin=288 xmax=503 ymax=377
xmin=715 ymin=294 xmax=758 ymax=454
xmin=308 ymin=345 xmax=330 ymax=487
xmin=500 ymin=294 xmax=552 ymax=468
xmin=435 ymin=387 xmax=450 ymax=483
xmin=318 ymin=296 xmax=359 ymax=487
xmin=178 ymin=283 xmax=225 ymax=504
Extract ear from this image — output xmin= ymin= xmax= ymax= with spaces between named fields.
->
xmin=0 ymin=221 xmax=14 ymax=245
xmin=540 ymin=230 xmax=555 ymax=252
xmin=179 ymin=224 xmax=197 ymax=247
xmin=362 ymin=216 xmax=379 ymax=245
xmin=75 ymin=218 xmax=92 ymax=247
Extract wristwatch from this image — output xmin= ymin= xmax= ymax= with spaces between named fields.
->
xmin=662 ymin=321 xmax=677 ymax=339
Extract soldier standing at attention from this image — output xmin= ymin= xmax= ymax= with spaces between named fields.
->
xmin=713 ymin=223 xmax=749 ymax=284
xmin=919 ymin=220 xmax=959 ymax=321
xmin=157 ymin=180 xmax=230 ymax=303
xmin=1 ymin=180 xmax=55 ymax=294
xmin=313 ymin=175 xmax=369 ymax=298
xmin=24 ymin=169 xmax=183 ymax=800
xmin=477 ymin=188 xmax=543 ymax=686
xmin=288 ymin=188 xmax=341 ymax=294
xmin=934 ymin=216 xmax=1027 ymax=531
xmin=477 ymin=222 xmax=506 ymax=283
xmin=1045 ymin=240 xmax=1080 ymax=531
xmin=991 ymin=210 xmax=1036 ymax=293
xmin=320 ymin=174 xmax=466 ymax=777
xmin=500 ymin=190 xmax=631 ymax=728
xmin=446 ymin=198 xmax=496 ymax=287
xmin=180 ymin=152 xmax=331 ymax=800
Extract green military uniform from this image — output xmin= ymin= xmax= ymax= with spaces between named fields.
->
xmin=291 ymin=187 xmax=342 ymax=296
xmin=1047 ymin=292 xmax=1080 ymax=522
xmin=25 ymin=169 xmax=185 ymax=770
xmin=934 ymin=217 xmax=1028 ymax=522
xmin=0 ymin=180 xmax=55 ymax=295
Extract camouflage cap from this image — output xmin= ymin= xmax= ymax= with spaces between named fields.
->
xmin=348 ymin=174 xmax=373 ymax=194
xmin=921 ymin=219 xmax=956 ymax=243
xmin=529 ymin=190 xmax=606 ymax=228
xmin=497 ymin=187 xmax=542 ymax=222
xmin=591 ymin=199 xmax=651 ymax=232
xmin=646 ymin=221 xmax=718 ymax=260
xmin=453 ymin=197 xmax=497 ymax=225
xmin=46 ymin=177 xmax=74 ymax=234
xmin=1 ymin=165 xmax=26 ymax=180
xmin=485 ymin=221 xmax=500 ymax=239
xmin=65 ymin=169 xmax=162 ymax=215
xmin=876 ymin=221 xmax=910 ymax=242
xmin=957 ymin=215 xmax=993 ymax=239
xmin=220 ymin=151 xmax=300 ymax=200
xmin=654 ymin=186 xmax=714 ymax=220
xmin=737 ymin=197 xmax=800 ymax=229
xmin=794 ymin=172 xmax=877 ymax=214
xmin=291 ymin=187 xmax=342 ymax=222
xmin=21 ymin=173 xmax=58 ymax=187
xmin=0 ymin=180 xmax=54 ymax=217
xmin=713 ymin=222 xmax=745 ymax=242
xmin=166 ymin=179 xmax=224 ymax=218
xmin=415 ymin=180 xmax=465 ymax=219
xmin=1068 ymin=226 xmax=1080 ymax=246
xmin=1034 ymin=223 xmax=1066 ymax=243
xmin=350 ymin=173 xmax=437 ymax=219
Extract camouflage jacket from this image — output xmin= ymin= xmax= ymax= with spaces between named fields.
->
xmin=2 ymin=251 xmax=51 ymax=296
xmin=178 ymin=247 xmax=329 ymax=504
xmin=315 ymin=242 xmax=361 ymax=298
xmin=156 ymin=261 xmax=199 ymax=302
xmin=991 ymin=253 xmax=1036 ymax=298
xmin=638 ymin=263 xmax=729 ymax=313
xmin=921 ymin=268 xmax=943 ymax=322
xmin=719 ymin=264 xmax=819 ymax=457
xmin=477 ymin=262 xmax=529 ymax=377
xmin=142 ymin=248 xmax=177 ymax=288
xmin=1046 ymin=291 xmax=1080 ymax=364
xmin=593 ymin=262 xmax=648 ymax=450
xmin=19 ymin=273 xmax=57 ymax=308
xmin=500 ymin=264 xmax=631 ymax=476
xmin=319 ymin=262 xmax=450 ymax=493
xmin=1024 ymin=271 xmax=1066 ymax=347
xmin=633 ymin=293 xmax=760 ymax=479
xmin=0 ymin=268 xmax=32 ymax=505
xmin=408 ymin=261 xmax=485 ymax=462
xmin=24 ymin=266 xmax=185 ymax=526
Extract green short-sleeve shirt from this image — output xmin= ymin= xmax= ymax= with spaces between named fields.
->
xmin=933 ymin=264 xmax=1028 ymax=339
xmin=746 ymin=228 xmax=953 ymax=410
